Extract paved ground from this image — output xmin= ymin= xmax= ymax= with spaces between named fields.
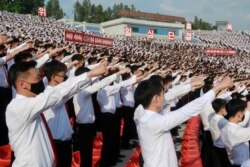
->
xmin=112 ymin=124 xmax=186 ymax=167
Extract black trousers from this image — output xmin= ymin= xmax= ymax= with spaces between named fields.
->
xmin=201 ymin=130 xmax=214 ymax=167
xmin=121 ymin=106 xmax=137 ymax=146
xmin=0 ymin=87 xmax=12 ymax=146
xmin=54 ymin=139 xmax=72 ymax=167
xmin=212 ymin=146 xmax=231 ymax=167
xmin=114 ymin=108 xmax=122 ymax=158
xmin=100 ymin=112 xmax=116 ymax=167
xmin=77 ymin=123 xmax=96 ymax=167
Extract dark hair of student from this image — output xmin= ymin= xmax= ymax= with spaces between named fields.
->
xmin=226 ymin=98 xmax=246 ymax=118
xmin=71 ymin=54 xmax=83 ymax=62
xmin=75 ymin=66 xmax=90 ymax=76
xmin=134 ymin=79 xmax=164 ymax=108
xmin=14 ymin=51 xmax=33 ymax=63
xmin=212 ymin=98 xmax=227 ymax=113
xmin=43 ymin=60 xmax=67 ymax=82
xmin=163 ymin=75 xmax=174 ymax=85
xmin=8 ymin=60 xmax=37 ymax=88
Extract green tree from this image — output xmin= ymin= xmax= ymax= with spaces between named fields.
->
xmin=1 ymin=0 xmax=44 ymax=14
xmin=82 ymin=0 xmax=91 ymax=22
xmin=73 ymin=0 xmax=136 ymax=23
xmin=46 ymin=0 xmax=64 ymax=20
xmin=74 ymin=0 xmax=84 ymax=22
xmin=191 ymin=16 xmax=216 ymax=30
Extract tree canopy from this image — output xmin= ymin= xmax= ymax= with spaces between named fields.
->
xmin=191 ymin=16 xmax=217 ymax=30
xmin=0 ymin=0 xmax=45 ymax=14
xmin=73 ymin=0 xmax=136 ymax=23
xmin=46 ymin=0 xmax=64 ymax=20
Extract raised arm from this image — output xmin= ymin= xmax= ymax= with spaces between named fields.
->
xmin=154 ymin=77 xmax=233 ymax=133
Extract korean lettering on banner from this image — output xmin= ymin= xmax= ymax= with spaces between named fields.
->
xmin=64 ymin=30 xmax=113 ymax=47
xmin=168 ymin=31 xmax=175 ymax=40
xmin=147 ymin=29 xmax=154 ymax=39
xmin=124 ymin=27 xmax=132 ymax=37
xmin=206 ymin=48 xmax=236 ymax=55
xmin=185 ymin=32 xmax=192 ymax=41
xmin=186 ymin=23 xmax=192 ymax=30
xmin=38 ymin=7 xmax=46 ymax=17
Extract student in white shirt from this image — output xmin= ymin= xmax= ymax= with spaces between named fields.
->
xmin=120 ymin=70 xmax=138 ymax=149
xmin=97 ymin=68 xmax=138 ymax=167
xmin=73 ymin=65 xmax=130 ymax=167
xmin=6 ymin=60 xmax=106 ymax=167
xmin=67 ymin=54 xmax=84 ymax=78
xmin=43 ymin=60 xmax=74 ymax=167
xmin=133 ymin=77 xmax=233 ymax=167
xmin=221 ymin=98 xmax=249 ymax=167
xmin=0 ymin=42 xmax=32 ymax=146
xmin=209 ymin=98 xmax=230 ymax=167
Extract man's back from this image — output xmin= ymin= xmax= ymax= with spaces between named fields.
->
xmin=6 ymin=94 xmax=54 ymax=167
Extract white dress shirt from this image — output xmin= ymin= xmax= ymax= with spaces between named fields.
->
xmin=6 ymin=73 xmax=90 ymax=167
xmin=114 ymin=76 xmax=123 ymax=108
xmin=67 ymin=66 xmax=76 ymax=78
xmin=73 ymin=74 xmax=118 ymax=124
xmin=217 ymin=91 xmax=232 ymax=102
xmin=87 ymin=63 xmax=100 ymax=70
xmin=162 ymin=84 xmax=191 ymax=114
xmin=43 ymin=85 xmax=74 ymax=141
xmin=200 ymin=103 xmax=215 ymax=131
xmin=0 ymin=56 xmax=9 ymax=87
xmin=165 ymin=84 xmax=191 ymax=104
xmin=209 ymin=114 xmax=228 ymax=148
xmin=36 ymin=53 xmax=50 ymax=68
xmin=97 ymin=75 xmax=136 ymax=114
xmin=120 ymin=85 xmax=135 ymax=107
xmin=242 ymin=159 xmax=250 ymax=167
xmin=0 ymin=56 xmax=6 ymax=66
xmin=221 ymin=122 xmax=250 ymax=165
xmin=134 ymin=90 xmax=215 ymax=167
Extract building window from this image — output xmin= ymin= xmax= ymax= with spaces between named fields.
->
xmin=153 ymin=29 xmax=158 ymax=34
xmin=132 ymin=27 xmax=139 ymax=33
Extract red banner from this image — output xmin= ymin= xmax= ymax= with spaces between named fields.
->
xmin=168 ymin=32 xmax=175 ymax=40
xmin=64 ymin=30 xmax=113 ymax=47
xmin=38 ymin=7 xmax=46 ymax=17
xmin=206 ymin=48 xmax=236 ymax=55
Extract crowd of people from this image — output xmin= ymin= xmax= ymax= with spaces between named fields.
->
xmin=191 ymin=30 xmax=250 ymax=53
xmin=0 ymin=10 xmax=250 ymax=167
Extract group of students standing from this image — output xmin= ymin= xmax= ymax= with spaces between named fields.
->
xmin=0 ymin=37 xmax=250 ymax=167
xmin=0 ymin=38 xmax=147 ymax=167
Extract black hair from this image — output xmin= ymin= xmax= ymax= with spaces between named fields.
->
xmin=0 ymin=44 xmax=5 ymax=51
xmin=87 ymin=57 xmax=97 ymax=65
xmin=8 ymin=60 xmax=37 ymax=88
xmin=43 ymin=60 xmax=67 ymax=81
xmin=134 ymin=79 xmax=164 ymax=108
xmin=163 ymin=75 xmax=174 ymax=85
xmin=212 ymin=98 xmax=227 ymax=113
xmin=246 ymin=94 xmax=250 ymax=102
xmin=14 ymin=52 xmax=33 ymax=63
xmin=149 ymin=75 xmax=163 ymax=85
xmin=202 ymin=77 xmax=214 ymax=94
xmin=226 ymin=99 xmax=246 ymax=118
xmin=75 ymin=66 xmax=90 ymax=76
xmin=71 ymin=54 xmax=83 ymax=62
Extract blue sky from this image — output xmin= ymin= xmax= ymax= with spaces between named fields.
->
xmin=50 ymin=0 xmax=250 ymax=30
